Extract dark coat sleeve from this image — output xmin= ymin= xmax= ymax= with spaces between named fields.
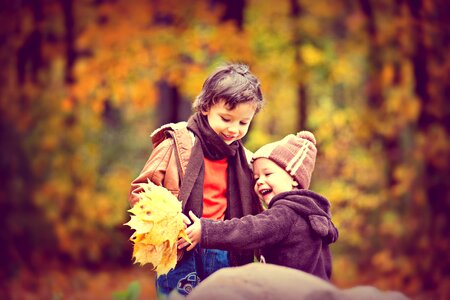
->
xmin=201 ymin=206 xmax=296 ymax=251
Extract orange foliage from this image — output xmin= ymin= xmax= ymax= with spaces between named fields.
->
xmin=1 ymin=1 xmax=449 ymax=299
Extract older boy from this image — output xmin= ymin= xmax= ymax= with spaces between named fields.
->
xmin=129 ymin=63 xmax=264 ymax=296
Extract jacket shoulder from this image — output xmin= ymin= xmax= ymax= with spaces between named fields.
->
xmin=150 ymin=121 xmax=190 ymax=148
xmin=150 ymin=121 xmax=194 ymax=177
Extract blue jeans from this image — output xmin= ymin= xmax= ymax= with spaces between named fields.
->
xmin=156 ymin=247 xmax=229 ymax=297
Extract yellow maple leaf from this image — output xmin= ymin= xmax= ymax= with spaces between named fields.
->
xmin=124 ymin=215 xmax=153 ymax=234
xmin=132 ymin=243 xmax=163 ymax=267
xmin=124 ymin=181 xmax=192 ymax=275
xmin=156 ymin=241 xmax=178 ymax=275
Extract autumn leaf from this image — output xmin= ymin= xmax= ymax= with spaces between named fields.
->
xmin=125 ymin=181 xmax=191 ymax=275
xmin=125 ymin=216 xmax=153 ymax=234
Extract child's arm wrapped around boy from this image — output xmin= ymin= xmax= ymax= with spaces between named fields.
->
xmin=179 ymin=206 xmax=295 ymax=252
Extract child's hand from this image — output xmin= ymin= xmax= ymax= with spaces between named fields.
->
xmin=181 ymin=212 xmax=192 ymax=228
xmin=177 ymin=211 xmax=202 ymax=251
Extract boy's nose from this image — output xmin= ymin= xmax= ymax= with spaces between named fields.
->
xmin=227 ymin=127 xmax=238 ymax=135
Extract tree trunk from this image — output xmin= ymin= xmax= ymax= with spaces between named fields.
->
xmin=407 ymin=0 xmax=450 ymax=291
xmin=156 ymin=81 xmax=182 ymax=126
xmin=359 ymin=0 xmax=404 ymax=189
xmin=290 ymin=0 xmax=307 ymax=131
xmin=217 ymin=0 xmax=246 ymax=30
xmin=61 ymin=0 xmax=76 ymax=84
xmin=17 ymin=0 xmax=43 ymax=85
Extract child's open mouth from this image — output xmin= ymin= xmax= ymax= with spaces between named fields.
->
xmin=259 ymin=189 xmax=272 ymax=196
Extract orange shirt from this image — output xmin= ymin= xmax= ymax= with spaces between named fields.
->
xmin=202 ymin=157 xmax=228 ymax=220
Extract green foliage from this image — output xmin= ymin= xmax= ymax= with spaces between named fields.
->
xmin=112 ymin=281 xmax=141 ymax=300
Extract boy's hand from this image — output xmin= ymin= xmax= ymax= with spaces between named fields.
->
xmin=177 ymin=211 xmax=202 ymax=251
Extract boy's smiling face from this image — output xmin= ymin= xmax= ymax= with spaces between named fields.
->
xmin=203 ymin=99 xmax=257 ymax=145
xmin=253 ymin=158 xmax=298 ymax=205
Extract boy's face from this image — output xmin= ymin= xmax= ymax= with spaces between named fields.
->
xmin=202 ymin=100 xmax=256 ymax=145
xmin=253 ymin=158 xmax=297 ymax=206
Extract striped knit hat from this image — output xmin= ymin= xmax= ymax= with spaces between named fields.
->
xmin=251 ymin=131 xmax=317 ymax=189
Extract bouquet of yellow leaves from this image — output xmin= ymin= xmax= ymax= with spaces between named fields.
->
xmin=125 ymin=180 xmax=191 ymax=275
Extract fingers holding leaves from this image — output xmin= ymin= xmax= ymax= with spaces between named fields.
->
xmin=178 ymin=211 xmax=203 ymax=251
xmin=181 ymin=213 xmax=191 ymax=228
xmin=186 ymin=239 xmax=197 ymax=251
xmin=177 ymin=236 xmax=191 ymax=249
xmin=186 ymin=211 xmax=202 ymax=250
xmin=188 ymin=210 xmax=200 ymax=222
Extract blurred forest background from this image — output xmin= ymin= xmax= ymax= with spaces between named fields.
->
xmin=1 ymin=0 xmax=449 ymax=299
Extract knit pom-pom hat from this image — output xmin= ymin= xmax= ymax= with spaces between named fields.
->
xmin=251 ymin=131 xmax=317 ymax=189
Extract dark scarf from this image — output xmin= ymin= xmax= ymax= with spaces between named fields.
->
xmin=178 ymin=113 xmax=262 ymax=266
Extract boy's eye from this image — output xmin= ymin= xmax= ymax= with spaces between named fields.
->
xmin=221 ymin=117 xmax=230 ymax=122
xmin=240 ymin=121 xmax=248 ymax=125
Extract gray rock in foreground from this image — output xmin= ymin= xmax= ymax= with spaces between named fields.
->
xmin=168 ymin=263 xmax=410 ymax=300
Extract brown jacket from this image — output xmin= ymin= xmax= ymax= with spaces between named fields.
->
xmin=129 ymin=121 xmax=256 ymax=264
xmin=128 ymin=121 xmax=253 ymax=207
xmin=129 ymin=122 xmax=194 ymax=207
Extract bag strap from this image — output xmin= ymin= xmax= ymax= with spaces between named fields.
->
xmin=167 ymin=127 xmax=193 ymax=181
xmin=194 ymin=246 xmax=205 ymax=280
xmin=150 ymin=122 xmax=194 ymax=184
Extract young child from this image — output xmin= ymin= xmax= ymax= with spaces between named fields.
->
xmin=128 ymin=63 xmax=264 ymax=296
xmin=180 ymin=131 xmax=339 ymax=280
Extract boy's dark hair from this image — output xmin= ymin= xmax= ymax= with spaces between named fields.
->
xmin=193 ymin=63 xmax=264 ymax=113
